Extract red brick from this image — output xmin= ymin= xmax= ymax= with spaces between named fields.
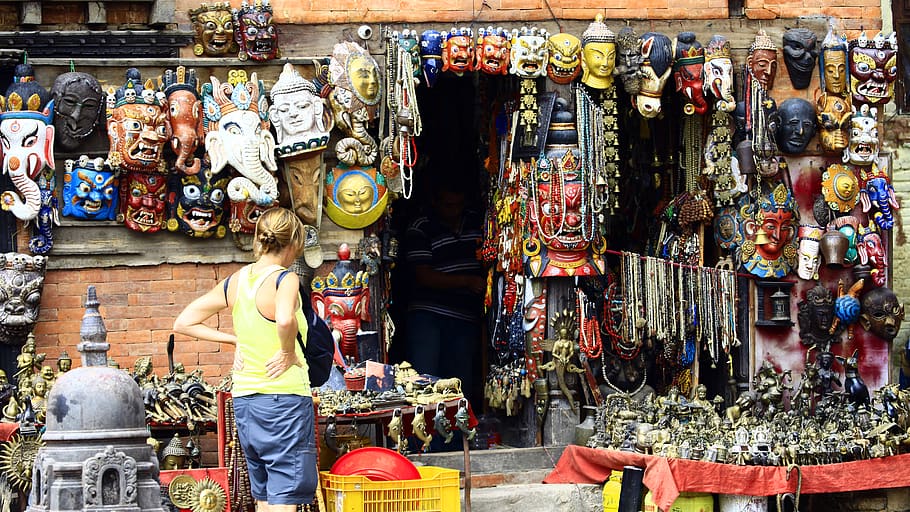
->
xmin=745 ymin=7 xmax=779 ymax=18
xmin=199 ymin=351 xmax=234 ymax=366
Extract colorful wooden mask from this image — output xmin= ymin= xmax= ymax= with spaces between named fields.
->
xmin=62 ymin=155 xmax=118 ymax=220
xmin=189 ymin=2 xmax=238 ymax=57
xmin=797 ymin=284 xmax=839 ymax=348
xmin=202 ymin=70 xmax=277 ymax=207
xmin=546 ymin=32 xmax=581 ymax=85
xmin=815 ymin=90 xmax=851 ymax=153
xmin=821 ymin=163 xmax=859 ymax=213
xmin=748 ymin=30 xmax=778 ymax=91
xmin=848 ymin=30 xmax=898 ymax=108
xmin=797 ymin=224 xmax=824 ymax=281
xmin=509 ymin=26 xmax=549 ymax=79
xmin=615 ymin=26 xmax=643 ymax=95
xmin=442 ymin=27 xmax=475 ymax=76
xmin=0 ymin=253 xmax=46 ymax=345
xmin=673 ymin=32 xmax=707 ymax=116
xmin=324 ymin=166 xmax=388 ymax=229
xmin=738 ymin=182 xmax=799 ymax=278
xmin=843 ymin=103 xmax=879 ymax=166
xmin=51 ymin=71 xmax=103 ymax=151
xmin=311 ymin=244 xmax=369 ymax=361
xmin=856 ymin=222 xmax=887 ymax=286
xmin=167 ymin=160 xmax=229 ymax=238
xmin=859 ymin=164 xmax=899 ymax=231
xmin=782 ymin=28 xmax=818 ymax=90
xmin=703 ymin=35 xmax=736 ymax=112
xmin=119 ymin=170 xmax=168 ymax=233
xmin=714 ymin=206 xmax=740 ymax=251
xmin=634 ymin=32 xmax=673 ymax=118
xmin=475 ymin=27 xmax=511 ymax=76
xmin=328 ymin=42 xmax=381 ymax=167
xmin=773 ymin=98 xmax=816 ymax=154
xmin=419 ymin=29 xmax=445 ymax=87
xmin=820 ymin=25 xmax=848 ymax=96
xmin=395 ymin=29 xmax=422 ymax=79
xmin=0 ymin=64 xmax=55 ymax=222
xmin=859 ymin=286 xmax=904 ymax=341
xmin=833 ymin=214 xmax=860 ymax=264
xmin=163 ymin=66 xmax=204 ymax=174
xmin=579 ymin=15 xmax=616 ymax=90
xmin=233 ymin=0 xmax=279 ymax=62
xmin=269 ymin=62 xmax=333 ymax=157
xmin=105 ymin=68 xmax=171 ymax=174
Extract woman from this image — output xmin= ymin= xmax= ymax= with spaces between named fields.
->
xmin=173 ymin=207 xmax=316 ymax=512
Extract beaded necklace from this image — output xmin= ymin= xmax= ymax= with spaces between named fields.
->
xmin=577 ymin=288 xmax=602 ymax=359
xmin=383 ymin=30 xmax=423 ymax=199
xmin=529 ymin=154 xmax=567 ymax=241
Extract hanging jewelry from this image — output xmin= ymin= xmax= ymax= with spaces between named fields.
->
xmin=382 ymin=29 xmax=423 ymax=199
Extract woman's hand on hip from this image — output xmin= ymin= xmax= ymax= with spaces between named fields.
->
xmin=265 ymin=349 xmax=300 ymax=379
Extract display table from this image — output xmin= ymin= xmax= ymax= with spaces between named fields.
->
xmin=544 ymin=445 xmax=910 ymax=511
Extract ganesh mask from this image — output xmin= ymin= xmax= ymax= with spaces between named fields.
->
xmin=163 ymin=66 xmax=204 ymax=174
xmin=311 ymin=246 xmax=369 ymax=362
xmin=673 ymin=32 xmax=707 ymax=115
xmin=704 ymin=35 xmax=735 ymax=113
xmin=856 ymin=223 xmax=887 ymax=286
xmin=62 ymin=156 xmax=118 ymax=220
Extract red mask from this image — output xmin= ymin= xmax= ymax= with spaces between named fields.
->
xmin=120 ymin=171 xmax=167 ymax=233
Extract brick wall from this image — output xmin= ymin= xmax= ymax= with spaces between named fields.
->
xmin=35 ymin=262 xmax=243 ymax=385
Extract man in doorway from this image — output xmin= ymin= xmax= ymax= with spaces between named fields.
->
xmin=405 ymin=167 xmax=485 ymax=409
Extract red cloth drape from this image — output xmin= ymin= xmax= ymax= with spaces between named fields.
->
xmin=544 ymin=445 xmax=910 ymax=512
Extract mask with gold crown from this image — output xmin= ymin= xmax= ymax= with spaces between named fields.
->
xmin=311 ymin=244 xmax=370 ymax=362
xmin=106 ymin=68 xmax=170 ymax=174
xmin=202 ymin=69 xmax=277 ymax=236
xmin=737 ymin=182 xmax=799 ymax=279
xmin=189 ymin=2 xmax=238 ymax=57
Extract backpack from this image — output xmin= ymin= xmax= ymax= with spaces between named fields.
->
xmin=278 ymin=270 xmax=335 ymax=388
xmin=223 ymin=269 xmax=335 ymax=388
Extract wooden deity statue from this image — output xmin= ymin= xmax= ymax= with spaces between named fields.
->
xmin=270 ymin=62 xmax=334 ymax=267
xmin=524 ymin=98 xmax=606 ymax=278
xmin=201 ymin=70 xmax=277 ymax=239
xmin=326 ymin=41 xmax=387 ymax=230
xmin=816 ymin=23 xmax=852 ymax=154
xmin=540 ymin=309 xmax=585 ymax=413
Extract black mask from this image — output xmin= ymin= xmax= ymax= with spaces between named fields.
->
xmin=782 ymin=28 xmax=819 ymax=90
xmin=774 ymin=98 xmax=817 ymax=154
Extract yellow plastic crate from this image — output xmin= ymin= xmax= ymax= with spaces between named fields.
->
xmin=320 ymin=466 xmax=461 ymax=512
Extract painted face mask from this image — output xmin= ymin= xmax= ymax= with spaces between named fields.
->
xmin=324 ymin=166 xmax=388 ymax=229
xmin=816 ymin=91 xmax=851 ymax=153
xmin=0 ymin=254 xmax=46 ymax=345
xmin=782 ymin=28 xmax=818 ymax=90
xmin=0 ymin=64 xmax=55 ymax=224
xmin=202 ymin=70 xmax=277 ymax=210
xmin=106 ymin=68 xmax=170 ymax=174
xmin=633 ymin=32 xmax=673 ymax=118
xmin=510 ymin=27 xmax=549 ymax=79
xmin=311 ymin=246 xmax=369 ymax=361
xmin=738 ymin=182 xmax=799 ymax=278
xmin=119 ymin=171 xmax=168 ymax=233
xmin=475 ymin=27 xmax=511 ymax=76
xmin=860 ymin=286 xmax=904 ymax=341
xmin=748 ymin=30 xmax=778 ymax=91
xmin=327 ymin=41 xmax=382 ymax=170
xmin=189 ymin=2 xmax=237 ymax=56
xmin=546 ymin=33 xmax=581 ymax=84
xmin=269 ymin=62 xmax=333 ymax=156
xmin=843 ymin=103 xmax=879 ymax=166
xmin=163 ymin=66 xmax=204 ymax=174
xmin=167 ymin=161 xmax=229 ymax=239
xmin=859 ymin=164 xmax=900 ymax=231
xmin=673 ymin=32 xmax=707 ymax=115
xmin=419 ymin=29 xmax=444 ymax=87
xmin=396 ymin=29 xmax=422 ymax=79
xmin=703 ymin=35 xmax=735 ymax=112
xmin=233 ymin=0 xmax=279 ymax=62
xmin=442 ymin=27 xmax=475 ymax=76
xmin=820 ymin=24 xmax=849 ymax=95
xmin=797 ymin=224 xmax=823 ymax=281
xmin=848 ymin=30 xmax=898 ymax=108
xmin=773 ymin=97 xmax=816 ymax=154
xmin=579 ymin=15 xmax=616 ymax=90
xmin=62 ymin=155 xmax=118 ymax=220
xmin=821 ymin=163 xmax=859 ymax=213
xmin=51 ymin=71 xmax=103 ymax=151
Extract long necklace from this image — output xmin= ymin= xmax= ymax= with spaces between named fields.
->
xmin=577 ymin=288 xmax=602 ymax=359
xmin=529 ymin=155 xmax=567 ymax=241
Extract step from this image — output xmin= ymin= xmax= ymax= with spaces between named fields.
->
xmin=463 ymin=483 xmax=603 ymax=512
xmin=408 ymin=445 xmax=567 ymax=474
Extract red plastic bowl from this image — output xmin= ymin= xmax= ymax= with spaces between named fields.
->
xmin=329 ymin=447 xmax=422 ymax=481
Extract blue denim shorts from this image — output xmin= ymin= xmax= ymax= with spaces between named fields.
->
xmin=232 ymin=394 xmax=317 ymax=505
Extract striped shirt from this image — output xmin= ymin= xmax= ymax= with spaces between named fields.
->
xmin=405 ymin=209 xmax=484 ymax=322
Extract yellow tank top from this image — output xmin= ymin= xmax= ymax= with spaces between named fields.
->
xmin=230 ymin=264 xmax=311 ymax=397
